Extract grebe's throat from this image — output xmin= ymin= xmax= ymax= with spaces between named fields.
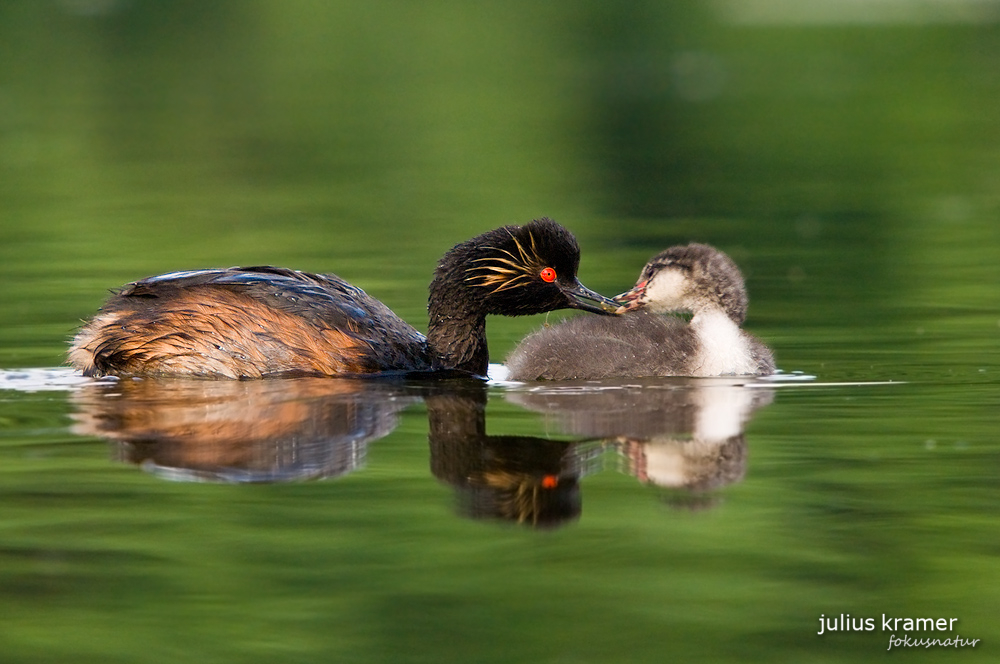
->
xmin=689 ymin=309 xmax=756 ymax=376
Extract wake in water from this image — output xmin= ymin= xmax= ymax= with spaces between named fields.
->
xmin=0 ymin=368 xmax=107 ymax=392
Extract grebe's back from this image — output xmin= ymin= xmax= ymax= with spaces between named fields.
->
xmin=69 ymin=266 xmax=431 ymax=378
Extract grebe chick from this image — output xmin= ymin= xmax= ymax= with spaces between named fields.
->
xmin=69 ymin=218 xmax=618 ymax=379
xmin=505 ymin=243 xmax=774 ymax=380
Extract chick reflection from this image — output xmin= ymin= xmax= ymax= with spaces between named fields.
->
xmin=426 ymin=381 xmax=600 ymax=528
xmin=506 ymin=378 xmax=773 ymax=507
xmin=71 ymin=377 xmax=418 ymax=482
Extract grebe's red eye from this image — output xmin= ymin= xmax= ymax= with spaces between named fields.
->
xmin=539 ymin=267 xmax=557 ymax=283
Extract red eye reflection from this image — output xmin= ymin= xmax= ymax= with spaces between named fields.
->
xmin=539 ymin=267 xmax=557 ymax=283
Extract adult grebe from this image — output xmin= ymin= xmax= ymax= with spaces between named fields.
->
xmin=68 ymin=218 xmax=618 ymax=379
xmin=505 ymin=243 xmax=775 ymax=380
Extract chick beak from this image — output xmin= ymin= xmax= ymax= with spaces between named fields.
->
xmin=613 ymin=280 xmax=648 ymax=314
xmin=561 ymin=279 xmax=620 ymax=315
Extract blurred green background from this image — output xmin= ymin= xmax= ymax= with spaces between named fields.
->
xmin=1 ymin=1 xmax=999 ymax=662
xmin=1 ymin=0 xmax=997 ymax=375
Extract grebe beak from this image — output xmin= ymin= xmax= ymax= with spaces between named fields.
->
xmin=562 ymin=280 xmax=620 ymax=315
xmin=613 ymin=280 xmax=647 ymax=314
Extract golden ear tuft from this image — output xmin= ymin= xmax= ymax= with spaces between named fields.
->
xmin=464 ymin=230 xmax=547 ymax=294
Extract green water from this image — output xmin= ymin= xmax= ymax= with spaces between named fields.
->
xmin=2 ymin=2 xmax=999 ymax=662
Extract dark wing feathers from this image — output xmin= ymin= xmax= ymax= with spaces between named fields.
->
xmin=121 ymin=267 xmax=406 ymax=338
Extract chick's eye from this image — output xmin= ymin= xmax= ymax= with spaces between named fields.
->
xmin=539 ymin=267 xmax=557 ymax=283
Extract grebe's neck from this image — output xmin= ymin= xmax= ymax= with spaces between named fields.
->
xmin=689 ymin=308 xmax=756 ymax=376
xmin=426 ymin=301 xmax=489 ymax=376
xmin=427 ymin=270 xmax=490 ymax=376
xmin=424 ymin=229 xmax=500 ymax=377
